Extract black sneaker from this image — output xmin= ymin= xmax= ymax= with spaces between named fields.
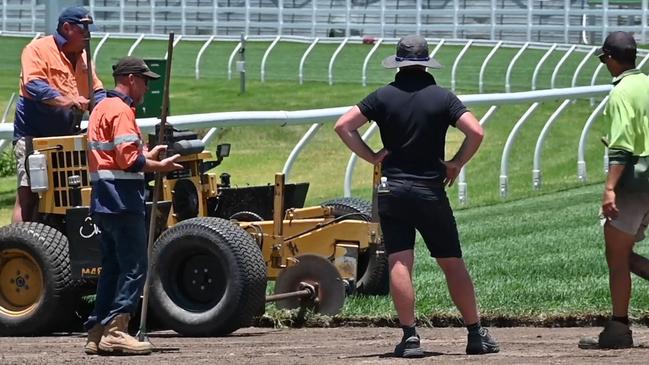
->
xmin=394 ymin=335 xmax=424 ymax=358
xmin=466 ymin=328 xmax=500 ymax=355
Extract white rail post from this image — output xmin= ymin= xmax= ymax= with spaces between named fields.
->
xmin=362 ymin=38 xmax=383 ymax=87
xmin=478 ymin=41 xmax=502 ymax=93
xmin=261 ymin=36 xmax=281 ymax=82
xmin=531 ymin=44 xmax=558 ymax=91
xmin=571 ymin=47 xmax=598 ymax=88
xmin=532 ymin=99 xmax=572 ymax=190
xmin=589 ymin=63 xmax=607 ymax=106
xmin=328 ymin=37 xmax=349 ymax=86
xmin=195 ymin=35 xmax=215 ymax=80
xmin=201 ymin=127 xmax=221 ymax=145
xmin=228 ymin=41 xmax=243 ymax=80
xmin=127 ymin=34 xmax=146 ymax=56
xmin=93 ymin=33 xmax=111 ymax=65
xmin=550 ymin=45 xmax=576 ymax=89
xmin=458 ymin=105 xmax=498 ymax=205
xmin=451 ymin=40 xmax=472 ymax=92
xmin=0 ymin=92 xmax=16 ymax=152
xmin=299 ymin=38 xmax=319 ymax=85
xmin=282 ymin=123 xmax=323 ymax=180
xmin=344 ymin=122 xmax=379 ymax=197
xmin=164 ymin=35 xmax=182 ymax=60
xmin=430 ymin=38 xmax=445 ymax=58
xmin=578 ymin=96 xmax=609 ymax=183
xmin=500 ymin=102 xmax=540 ymax=198
xmin=505 ymin=42 xmax=529 ymax=92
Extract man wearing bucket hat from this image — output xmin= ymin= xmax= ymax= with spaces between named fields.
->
xmin=12 ymin=6 xmax=106 ymax=224
xmin=334 ymin=34 xmax=499 ymax=357
xmin=578 ymin=32 xmax=649 ymax=350
xmin=82 ymin=56 xmax=182 ymax=355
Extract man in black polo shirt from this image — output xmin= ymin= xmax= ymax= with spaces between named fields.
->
xmin=334 ymin=34 xmax=499 ymax=358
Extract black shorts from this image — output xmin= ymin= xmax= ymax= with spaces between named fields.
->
xmin=378 ymin=179 xmax=462 ymax=258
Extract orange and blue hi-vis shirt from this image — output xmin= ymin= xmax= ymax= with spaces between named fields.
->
xmin=88 ymin=90 xmax=147 ymax=215
xmin=13 ymin=31 xmax=106 ymax=141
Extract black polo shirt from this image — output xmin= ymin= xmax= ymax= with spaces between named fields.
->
xmin=357 ymin=69 xmax=467 ymax=182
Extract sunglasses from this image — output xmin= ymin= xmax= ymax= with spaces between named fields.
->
xmin=598 ymin=53 xmax=610 ymax=64
xmin=134 ymin=74 xmax=149 ymax=86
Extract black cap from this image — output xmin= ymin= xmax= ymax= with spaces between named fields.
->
xmin=596 ymin=31 xmax=637 ymax=61
xmin=382 ymin=35 xmax=442 ymax=69
xmin=58 ymin=6 xmax=97 ymax=31
xmin=112 ymin=56 xmax=160 ymax=79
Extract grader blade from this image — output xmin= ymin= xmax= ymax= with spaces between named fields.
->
xmin=272 ymin=254 xmax=345 ymax=315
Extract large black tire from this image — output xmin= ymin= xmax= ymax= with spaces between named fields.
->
xmin=0 ymin=222 xmax=73 ymax=335
xmin=149 ymin=217 xmax=267 ymax=336
xmin=321 ymin=197 xmax=389 ymax=295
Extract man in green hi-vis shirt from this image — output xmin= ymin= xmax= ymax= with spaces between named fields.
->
xmin=579 ymin=31 xmax=649 ymax=350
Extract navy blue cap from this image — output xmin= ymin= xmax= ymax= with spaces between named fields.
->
xmin=58 ymin=7 xmax=98 ymax=31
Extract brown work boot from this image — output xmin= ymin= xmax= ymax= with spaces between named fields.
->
xmin=578 ymin=320 xmax=633 ymax=349
xmin=98 ymin=314 xmax=153 ymax=355
xmin=83 ymin=324 xmax=104 ymax=355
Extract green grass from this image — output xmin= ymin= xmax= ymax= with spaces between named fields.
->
xmin=1 ymin=35 xmax=648 ymax=322
xmin=341 ymin=184 xmax=649 ymax=323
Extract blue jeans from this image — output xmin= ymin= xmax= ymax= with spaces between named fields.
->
xmin=84 ymin=212 xmax=147 ymax=329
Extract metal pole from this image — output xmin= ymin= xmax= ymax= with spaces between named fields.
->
xmin=83 ymin=24 xmax=95 ymax=113
xmin=239 ymin=33 xmax=246 ymax=94
xmin=137 ymin=32 xmax=175 ymax=342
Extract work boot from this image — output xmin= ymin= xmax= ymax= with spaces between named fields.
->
xmin=98 ymin=314 xmax=153 ymax=355
xmin=466 ymin=328 xmax=500 ymax=354
xmin=393 ymin=334 xmax=424 ymax=358
xmin=578 ymin=320 xmax=633 ymax=349
xmin=83 ymin=324 xmax=104 ymax=355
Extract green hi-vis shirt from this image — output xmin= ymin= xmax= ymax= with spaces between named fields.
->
xmin=606 ymin=69 xmax=649 ymax=164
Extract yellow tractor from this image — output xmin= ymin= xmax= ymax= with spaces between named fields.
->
xmin=0 ymin=127 xmax=388 ymax=336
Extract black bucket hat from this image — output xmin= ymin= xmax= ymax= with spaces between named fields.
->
xmin=382 ymin=34 xmax=442 ymax=69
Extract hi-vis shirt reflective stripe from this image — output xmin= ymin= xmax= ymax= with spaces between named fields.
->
xmin=90 ymin=170 xmax=144 ymax=181
xmin=88 ymin=91 xmax=146 ymax=214
xmin=88 ymin=135 xmax=142 ymax=151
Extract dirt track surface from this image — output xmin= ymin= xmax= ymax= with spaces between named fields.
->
xmin=1 ymin=326 xmax=649 ymax=364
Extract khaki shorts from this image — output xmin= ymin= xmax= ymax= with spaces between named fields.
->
xmin=602 ymin=191 xmax=649 ymax=242
xmin=13 ymin=137 xmax=32 ymax=188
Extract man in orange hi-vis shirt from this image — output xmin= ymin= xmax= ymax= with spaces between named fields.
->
xmin=82 ymin=56 xmax=182 ymax=356
xmin=12 ymin=6 xmax=106 ymax=223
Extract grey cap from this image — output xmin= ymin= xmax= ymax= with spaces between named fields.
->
xmin=112 ymin=56 xmax=160 ymax=79
xmin=382 ymin=35 xmax=442 ymax=69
